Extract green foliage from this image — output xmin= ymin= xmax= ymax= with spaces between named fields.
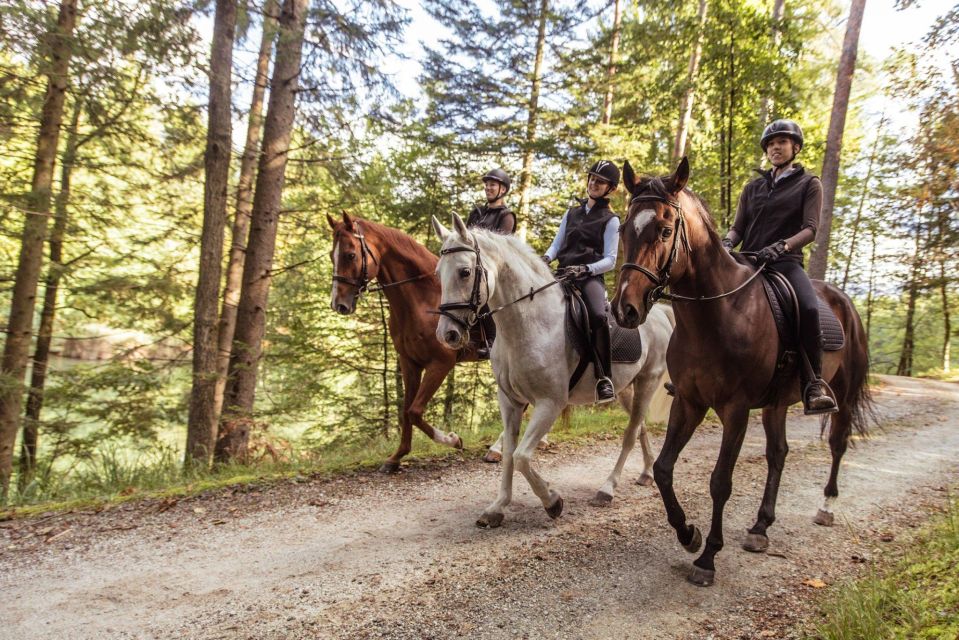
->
xmin=810 ymin=494 xmax=959 ymax=640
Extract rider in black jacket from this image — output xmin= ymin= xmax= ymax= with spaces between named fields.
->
xmin=543 ymin=160 xmax=621 ymax=404
xmin=723 ymin=120 xmax=838 ymax=414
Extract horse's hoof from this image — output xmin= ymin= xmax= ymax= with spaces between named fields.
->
xmin=450 ymin=433 xmax=463 ymax=450
xmin=686 ymin=565 xmax=715 ymax=587
xmin=378 ymin=461 xmax=401 ymax=474
xmin=742 ymin=533 xmax=769 ymax=553
xmin=814 ymin=509 xmax=835 ymax=527
xmin=545 ymin=496 xmax=564 ymax=519
xmin=588 ymin=491 xmax=613 ymax=507
xmin=482 ymin=450 xmax=502 ymax=463
xmin=682 ymin=526 xmax=703 ymax=553
xmin=636 ymin=473 xmax=654 ymax=487
xmin=476 ymin=512 xmax=504 ymax=528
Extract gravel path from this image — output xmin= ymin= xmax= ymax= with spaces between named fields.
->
xmin=1 ymin=374 xmax=957 ymax=639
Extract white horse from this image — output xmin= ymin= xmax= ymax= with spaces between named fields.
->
xmin=432 ymin=214 xmax=674 ymax=527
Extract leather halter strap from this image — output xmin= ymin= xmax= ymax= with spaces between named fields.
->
xmin=332 ymin=222 xmax=429 ymax=297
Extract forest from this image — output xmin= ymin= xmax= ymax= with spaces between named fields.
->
xmin=0 ymin=0 xmax=955 ymax=507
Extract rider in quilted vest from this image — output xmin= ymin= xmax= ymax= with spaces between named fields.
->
xmin=722 ymin=119 xmax=838 ymax=415
xmin=542 ymin=160 xmax=621 ymax=404
xmin=466 ymin=169 xmax=516 ymax=358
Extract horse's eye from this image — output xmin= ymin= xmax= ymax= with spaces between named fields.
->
xmin=346 ymin=252 xmax=356 ymax=261
xmin=662 ymin=228 xmax=673 ymax=239
xmin=459 ymin=267 xmax=471 ymax=278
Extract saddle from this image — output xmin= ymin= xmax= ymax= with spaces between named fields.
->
xmin=761 ymin=272 xmax=844 ymax=352
xmin=564 ymin=282 xmax=643 ymax=391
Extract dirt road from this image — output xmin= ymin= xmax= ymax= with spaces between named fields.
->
xmin=2 ymin=375 xmax=957 ymax=639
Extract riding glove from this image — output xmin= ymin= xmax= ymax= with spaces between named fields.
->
xmin=756 ymin=240 xmax=787 ymax=265
xmin=541 ymin=254 xmax=552 ymax=264
xmin=556 ymin=265 xmax=589 ymax=279
xmin=721 ymin=238 xmax=735 ymax=252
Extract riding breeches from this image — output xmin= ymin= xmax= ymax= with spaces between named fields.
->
xmin=575 ymin=275 xmax=612 ymax=379
xmin=767 ymin=259 xmax=822 ymax=377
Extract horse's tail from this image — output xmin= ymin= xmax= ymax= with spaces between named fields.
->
xmin=822 ymin=297 xmax=877 ymax=439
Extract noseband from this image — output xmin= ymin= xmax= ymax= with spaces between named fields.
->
xmin=332 ymin=222 xmax=379 ymax=294
xmin=435 ymin=241 xmax=487 ymax=330
xmin=620 ymin=194 xmax=690 ymax=307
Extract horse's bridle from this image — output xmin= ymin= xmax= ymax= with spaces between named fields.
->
xmin=434 ymin=240 xmax=488 ymax=329
xmin=620 ymin=193 xmax=690 ymax=307
xmin=332 ymin=222 xmax=429 ymax=298
xmin=620 ymin=192 xmax=765 ymax=305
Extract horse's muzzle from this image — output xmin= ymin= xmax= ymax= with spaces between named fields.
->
xmin=615 ymin=300 xmax=645 ymax=329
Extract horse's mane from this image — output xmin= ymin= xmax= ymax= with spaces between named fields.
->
xmin=352 ymin=218 xmax=438 ymax=269
xmin=447 ymin=228 xmax=554 ymax=281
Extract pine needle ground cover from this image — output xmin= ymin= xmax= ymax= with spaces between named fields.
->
xmin=809 ymin=494 xmax=959 ymax=640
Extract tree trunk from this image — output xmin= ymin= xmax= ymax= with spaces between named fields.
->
xmin=865 ymin=229 xmax=876 ymax=343
xmin=841 ymin=114 xmax=884 ymax=290
xmin=0 ymin=0 xmax=77 ymax=497
xmin=807 ymin=0 xmax=868 ymax=280
xmin=601 ymin=0 xmax=623 ymax=126
xmin=186 ymin=0 xmax=239 ymax=466
xmin=215 ymin=0 xmax=309 ymax=462
xmin=516 ymin=0 xmax=549 ymax=240
xmin=940 ymin=259 xmax=951 ymax=373
xmin=443 ymin=366 xmax=455 ymax=427
xmin=18 ymin=101 xmax=81 ymax=489
xmin=214 ymin=0 xmax=278 ymax=426
xmin=756 ymin=0 xmax=786 ymax=164
xmin=725 ymin=30 xmax=735 ymax=225
xmin=671 ymin=0 xmax=708 ymax=163
xmin=896 ymin=206 xmax=923 ymax=377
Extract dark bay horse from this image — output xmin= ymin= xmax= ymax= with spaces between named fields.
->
xmin=611 ymin=158 xmax=872 ymax=587
xmin=328 ymin=212 xmax=478 ymax=472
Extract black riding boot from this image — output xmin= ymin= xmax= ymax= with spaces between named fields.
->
xmin=802 ymin=332 xmax=838 ymax=415
xmin=592 ymin=320 xmax=615 ymax=404
xmin=469 ymin=311 xmax=495 ymax=359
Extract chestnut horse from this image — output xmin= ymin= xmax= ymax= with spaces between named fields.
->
xmin=328 ymin=212 xmax=476 ymax=472
xmin=611 ymin=158 xmax=872 ymax=587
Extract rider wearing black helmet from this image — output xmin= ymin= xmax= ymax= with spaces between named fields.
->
xmin=542 ymin=160 xmax=621 ymax=404
xmin=467 ymin=168 xmax=516 ymax=235
xmin=722 ymin=119 xmax=838 ymax=415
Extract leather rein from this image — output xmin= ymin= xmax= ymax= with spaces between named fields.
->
xmin=331 ymin=222 xmax=430 ymax=296
xmin=620 ymin=193 xmax=764 ymax=305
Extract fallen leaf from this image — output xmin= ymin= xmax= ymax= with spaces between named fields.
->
xmin=193 ymin=507 xmax=207 ymax=515
xmin=802 ymin=578 xmax=827 ymax=588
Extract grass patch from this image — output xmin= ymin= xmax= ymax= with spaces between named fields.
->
xmin=2 ymin=404 xmax=664 ymax=519
xmin=809 ymin=493 xmax=959 ymax=640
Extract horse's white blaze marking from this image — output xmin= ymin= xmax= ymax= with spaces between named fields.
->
xmin=632 ymin=209 xmax=656 ymax=235
xmin=330 ymin=243 xmax=340 ymax=308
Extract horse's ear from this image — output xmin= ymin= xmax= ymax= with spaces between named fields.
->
xmin=623 ymin=160 xmax=639 ymax=195
xmin=326 ymin=213 xmax=338 ymax=230
xmin=341 ymin=210 xmax=355 ymax=231
xmin=452 ymin=212 xmax=470 ymax=241
xmin=431 ymin=215 xmax=450 ymax=242
xmin=669 ymin=156 xmax=690 ymax=194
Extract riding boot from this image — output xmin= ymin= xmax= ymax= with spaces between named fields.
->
xmin=801 ymin=333 xmax=837 ymax=415
xmin=592 ymin=320 xmax=615 ymax=404
xmin=468 ymin=324 xmax=490 ymax=359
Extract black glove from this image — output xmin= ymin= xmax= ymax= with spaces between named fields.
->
xmin=541 ymin=254 xmax=552 ymax=264
xmin=756 ymin=240 xmax=787 ymax=265
xmin=721 ymin=238 xmax=735 ymax=252
xmin=556 ymin=265 xmax=589 ymax=280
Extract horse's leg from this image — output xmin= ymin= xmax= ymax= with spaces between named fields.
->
xmin=484 ymin=432 xmax=504 ymax=463
xmin=816 ymin=394 xmax=852 ymax=527
xmin=380 ymin=357 xmax=421 ymax=473
xmin=689 ymin=405 xmax=750 ymax=587
xmin=590 ymin=373 xmax=657 ymax=506
xmin=653 ymin=396 xmax=708 ymax=552
xmin=409 ymin=361 xmax=464 ymax=450
xmin=512 ymin=399 xmax=565 ymax=519
xmin=477 ymin=388 xmax=524 ymax=528
xmin=744 ymin=404 xmax=789 ymax=553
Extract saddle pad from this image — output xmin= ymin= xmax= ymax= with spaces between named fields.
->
xmin=563 ymin=285 xmax=643 ymax=364
xmin=762 ymin=274 xmax=844 ymax=352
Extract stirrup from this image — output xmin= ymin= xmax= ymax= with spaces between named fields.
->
xmin=595 ymin=377 xmax=615 ymax=404
xmin=803 ymin=379 xmax=838 ymax=415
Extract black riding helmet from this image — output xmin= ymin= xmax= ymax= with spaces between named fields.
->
xmin=481 ymin=168 xmax=511 ymax=193
xmin=587 ymin=160 xmax=620 ymax=188
xmin=760 ymin=119 xmax=804 ymax=151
